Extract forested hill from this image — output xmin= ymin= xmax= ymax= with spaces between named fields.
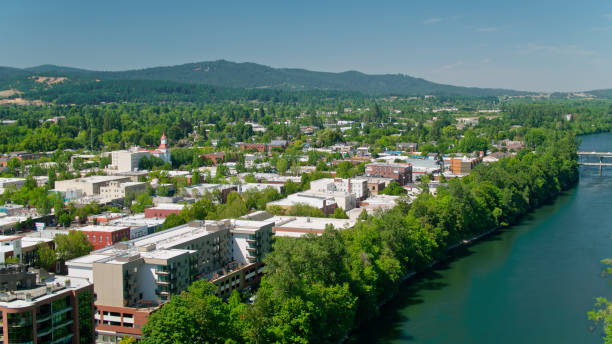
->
xmin=1 ymin=60 xmax=529 ymax=97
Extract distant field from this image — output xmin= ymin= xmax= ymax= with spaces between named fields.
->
xmin=0 ymin=89 xmax=20 ymax=98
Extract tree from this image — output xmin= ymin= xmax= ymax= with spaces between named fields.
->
xmin=162 ymin=213 xmax=187 ymax=230
xmin=276 ymin=158 xmax=289 ymax=175
xmin=58 ymin=213 xmax=72 ymax=227
xmin=37 ymin=244 xmax=56 ymax=270
xmin=55 ymin=231 xmax=93 ymax=261
xmin=380 ymin=181 xmax=407 ymax=195
xmin=332 ymin=207 xmax=349 ymax=219
xmin=589 ymin=258 xmax=612 ymax=343
xmin=142 ymin=280 xmax=242 ymax=344
xmin=130 ymin=193 xmax=153 ymax=213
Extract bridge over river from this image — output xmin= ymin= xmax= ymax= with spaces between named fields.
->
xmin=577 ymin=151 xmax=612 ymax=174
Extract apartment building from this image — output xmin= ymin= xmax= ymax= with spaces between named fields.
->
xmin=0 ymin=264 xmax=93 ymax=344
xmin=99 ymin=181 xmax=148 ymax=201
xmin=365 ymin=162 xmax=413 ymax=185
xmin=109 ymin=149 xmax=151 ymax=173
xmin=66 ymin=219 xmax=273 ymax=342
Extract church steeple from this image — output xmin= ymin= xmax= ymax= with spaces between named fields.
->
xmin=159 ymin=133 xmax=168 ymax=149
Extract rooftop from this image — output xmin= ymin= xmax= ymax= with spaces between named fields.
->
xmin=147 ymin=203 xmax=185 ymax=210
xmin=0 ymin=274 xmax=90 ymax=309
xmin=75 ymin=225 xmax=130 ymax=233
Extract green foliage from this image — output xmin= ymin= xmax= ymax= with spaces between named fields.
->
xmin=379 ymin=181 xmax=407 ymax=195
xmin=5 ymin=256 xmax=19 ymax=264
xmin=589 ymin=259 xmax=612 ymax=343
xmin=55 ymin=231 xmax=93 ymax=261
xmin=332 ymin=207 xmax=349 ymax=219
xmin=142 ymin=280 xmax=243 ymax=344
xmin=36 ymin=243 xmax=56 ymax=270
xmin=287 ymin=203 xmax=326 ymax=218
xmin=130 ymin=193 xmax=153 ymax=213
xmin=118 ymin=337 xmax=136 ymax=344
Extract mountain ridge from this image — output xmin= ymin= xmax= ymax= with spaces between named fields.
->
xmin=0 ymin=60 xmax=529 ymax=97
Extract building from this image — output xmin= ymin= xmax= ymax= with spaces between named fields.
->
xmin=54 ymin=176 xmax=131 ymax=197
xmin=108 ymin=214 xmax=166 ymax=239
xmin=237 ymin=183 xmax=284 ymax=195
xmin=182 ymin=184 xmax=238 ymax=203
xmin=143 ymin=203 xmax=185 ymax=219
xmin=108 ymin=135 xmax=171 ymax=173
xmin=267 ymin=193 xmax=337 ymax=216
xmin=0 ymin=264 xmax=93 ymax=344
xmin=66 ymin=219 xmax=273 ymax=342
xmin=270 ymin=216 xmax=356 ymax=237
xmin=308 ymin=178 xmax=368 ymax=201
xmin=200 ymin=152 xmax=225 ymax=165
xmin=109 ymin=149 xmax=151 ymax=173
xmin=0 ymin=178 xmax=25 ymax=194
xmin=77 ymin=225 xmax=131 ymax=250
xmin=99 ymin=181 xmax=148 ymax=201
xmin=0 ymin=236 xmax=53 ymax=266
xmin=449 ymin=156 xmax=482 ymax=175
xmin=397 ymin=142 xmax=418 ymax=152
xmin=365 ymin=162 xmax=413 ymax=185
xmin=239 ymin=143 xmax=267 ymax=153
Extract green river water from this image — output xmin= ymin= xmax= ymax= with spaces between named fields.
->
xmin=348 ymin=133 xmax=612 ymax=344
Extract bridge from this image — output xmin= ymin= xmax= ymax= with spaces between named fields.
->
xmin=577 ymin=152 xmax=612 ymax=175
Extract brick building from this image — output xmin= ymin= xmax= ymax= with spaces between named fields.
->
xmin=144 ymin=203 xmax=185 ymax=219
xmin=364 ymin=162 xmax=413 ymax=185
xmin=77 ymin=225 xmax=131 ymax=250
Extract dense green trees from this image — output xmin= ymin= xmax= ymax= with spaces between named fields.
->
xmin=142 ymin=281 xmax=245 ymax=344
xmin=55 ymin=231 xmax=93 ymax=261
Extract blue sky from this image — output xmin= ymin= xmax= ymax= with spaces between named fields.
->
xmin=2 ymin=0 xmax=612 ymax=92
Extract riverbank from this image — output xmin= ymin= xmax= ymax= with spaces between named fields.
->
xmin=342 ymin=177 xmax=575 ymax=342
xmin=348 ymin=133 xmax=612 ymax=344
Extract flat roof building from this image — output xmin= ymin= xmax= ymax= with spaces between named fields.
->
xmin=0 ymin=264 xmax=93 ymax=344
xmin=270 ymin=216 xmax=356 ymax=237
xmin=66 ymin=219 xmax=273 ymax=342
xmin=54 ymin=176 xmax=131 ymax=197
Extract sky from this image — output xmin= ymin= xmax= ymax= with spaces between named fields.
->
xmin=2 ymin=0 xmax=612 ymax=92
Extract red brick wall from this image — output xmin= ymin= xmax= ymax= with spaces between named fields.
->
xmin=83 ymin=229 xmax=130 ymax=250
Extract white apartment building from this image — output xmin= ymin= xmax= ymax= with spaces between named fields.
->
xmin=109 ymin=148 xmax=151 ymax=173
xmin=108 ymin=134 xmax=171 ymax=173
xmin=99 ymin=181 xmax=148 ymax=200
xmin=306 ymin=178 xmax=369 ymax=210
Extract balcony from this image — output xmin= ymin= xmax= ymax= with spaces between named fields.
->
xmin=155 ymin=270 xmax=169 ymax=275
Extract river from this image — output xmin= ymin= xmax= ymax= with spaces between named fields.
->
xmin=348 ymin=133 xmax=612 ymax=344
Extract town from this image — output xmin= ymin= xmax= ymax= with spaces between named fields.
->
xmin=0 ymin=103 xmax=541 ymax=343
